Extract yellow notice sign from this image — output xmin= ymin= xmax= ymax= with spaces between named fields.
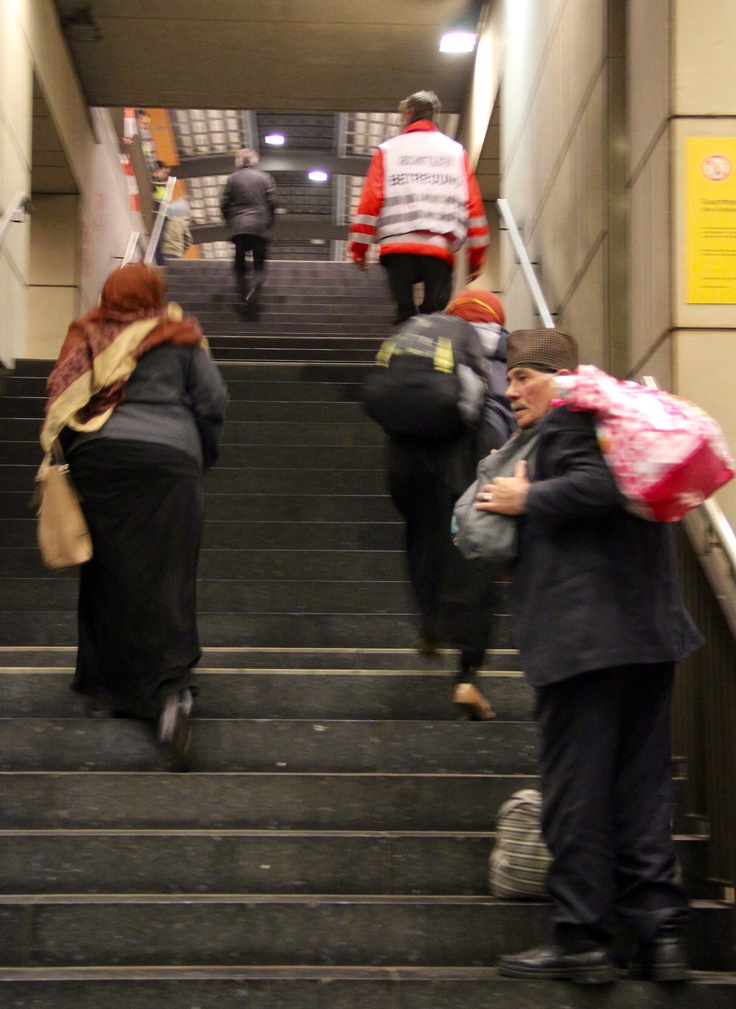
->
xmin=687 ymin=137 xmax=736 ymax=303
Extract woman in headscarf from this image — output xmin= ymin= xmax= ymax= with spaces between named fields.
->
xmin=41 ymin=263 xmax=229 ymax=768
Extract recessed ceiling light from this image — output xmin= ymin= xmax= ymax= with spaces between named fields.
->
xmin=440 ymin=30 xmax=476 ymax=53
xmin=265 ymin=133 xmax=285 ymax=145
xmin=308 ymin=170 xmax=329 ymax=182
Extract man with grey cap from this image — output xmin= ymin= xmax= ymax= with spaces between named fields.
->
xmin=349 ymin=91 xmax=489 ymax=324
xmin=477 ymin=328 xmax=703 ymax=984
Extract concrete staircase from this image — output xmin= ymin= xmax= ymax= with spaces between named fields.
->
xmin=163 ymin=258 xmax=396 ymax=362
xmin=0 ymin=262 xmax=734 ymax=1006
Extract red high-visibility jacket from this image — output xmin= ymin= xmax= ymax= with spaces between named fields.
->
xmin=349 ymin=120 xmax=489 ymax=270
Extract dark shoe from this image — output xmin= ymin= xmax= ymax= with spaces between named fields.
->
xmin=158 ymin=690 xmax=192 ymax=772
xmin=629 ymin=924 xmax=690 ymax=982
xmin=497 ymin=943 xmax=617 ymax=984
xmin=453 ymin=681 xmax=495 ymax=720
xmin=416 ymin=635 xmax=443 ymax=657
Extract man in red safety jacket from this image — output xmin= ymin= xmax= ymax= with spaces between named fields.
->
xmin=349 ymin=90 xmax=490 ymax=325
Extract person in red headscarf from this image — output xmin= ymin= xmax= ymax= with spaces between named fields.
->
xmin=41 ymin=263 xmax=229 ymax=769
xmin=382 ymin=289 xmax=516 ymax=718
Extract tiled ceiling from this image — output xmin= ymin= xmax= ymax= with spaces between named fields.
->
xmin=169 ymin=109 xmax=460 ymax=260
xmin=49 ymin=0 xmax=499 ymax=260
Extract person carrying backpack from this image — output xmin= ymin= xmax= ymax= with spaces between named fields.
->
xmin=363 ymin=289 xmax=515 ymax=718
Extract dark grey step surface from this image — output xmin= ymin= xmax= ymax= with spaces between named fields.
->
xmin=0 ymin=417 xmax=386 ymax=444
xmin=0 ymin=611 xmax=514 ymax=649
xmin=0 ymin=667 xmax=531 ymax=719
xmin=0 ymin=397 xmax=375 ymax=425
xmin=0 ymin=516 xmax=404 ymax=550
xmin=0 ymin=895 xmax=731 ymax=970
xmin=0 ymin=441 xmax=389 ymax=468
xmin=2 ymin=969 xmax=735 ymax=1009
xmin=0 ymin=829 xmax=498 ymax=896
xmin=0 ymin=828 xmax=710 ymax=898
xmin=4 ymin=489 xmax=395 ymax=522
xmin=0 ymin=717 xmax=540 ymax=774
xmin=0 ymin=464 xmax=390 ymax=495
xmin=0 ymin=771 xmax=537 ymax=831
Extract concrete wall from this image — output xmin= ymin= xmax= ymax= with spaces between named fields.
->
xmin=0 ymin=0 xmax=33 ymax=367
xmin=629 ymin=0 xmax=736 ymax=524
xmin=498 ymin=0 xmax=622 ymax=366
xmin=1 ymin=0 xmax=142 ymax=366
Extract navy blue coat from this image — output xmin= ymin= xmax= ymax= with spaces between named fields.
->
xmin=509 ymin=406 xmax=703 ymax=686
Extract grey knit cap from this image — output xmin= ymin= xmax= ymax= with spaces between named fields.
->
xmin=506 ymin=328 xmax=579 ymax=373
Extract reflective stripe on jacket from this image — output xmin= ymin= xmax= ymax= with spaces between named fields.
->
xmin=349 ymin=120 xmax=489 ymax=268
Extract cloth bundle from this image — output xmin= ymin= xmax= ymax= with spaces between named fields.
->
xmin=489 ymin=789 xmax=552 ymax=898
xmin=553 ymin=365 xmax=734 ymax=522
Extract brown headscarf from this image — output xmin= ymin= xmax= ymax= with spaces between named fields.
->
xmin=42 ymin=263 xmax=204 ymax=451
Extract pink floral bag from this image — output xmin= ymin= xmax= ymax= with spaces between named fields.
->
xmin=553 ymin=365 xmax=735 ymax=522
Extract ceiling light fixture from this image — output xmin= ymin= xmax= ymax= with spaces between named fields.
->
xmin=439 ymin=29 xmax=477 ymax=53
xmin=308 ymin=170 xmax=328 ymax=182
xmin=265 ymin=133 xmax=285 ymax=145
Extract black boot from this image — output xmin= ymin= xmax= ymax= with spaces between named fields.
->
xmin=629 ymin=922 xmax=690 ymax=982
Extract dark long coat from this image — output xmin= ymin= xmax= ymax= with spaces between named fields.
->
xmin=509 ymin=406 xmax=703 ymax=687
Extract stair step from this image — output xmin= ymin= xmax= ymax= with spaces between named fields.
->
xmin=0 ymin=828 xmax=710 ymax=897
xmin=0 ymin=516 xmax=404 ymax=551
xmin=0 ymin=612 xmax=516 ymax=649
xmin=0 ymin=667 xmax=530 ymax=719
xmin=0 ymin=770 xmax=539 ymax=831
xmin=2 ymin=967 xmax=735 ymax=1009
xmin=0 ymin=717 xmax=540 ymax=774
xmin=0 ymin=895 xmax=731 ymax=970
xmin=0 ymin=828 xmax=497 ymax=895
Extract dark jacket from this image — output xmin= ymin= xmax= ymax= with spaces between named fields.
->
xmin=220 ymin=167 xmax=277 ymax=239
xmin=509 ymin=406 xmax=703 ymax=686
xmin=65 ymin=344 xmax=229 ymax=471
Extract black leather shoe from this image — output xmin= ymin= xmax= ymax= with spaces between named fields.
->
xmin=629 ymin=924 xmax=690 ymax=982
xmin=497 ymin=943 xmax=617 ymax=984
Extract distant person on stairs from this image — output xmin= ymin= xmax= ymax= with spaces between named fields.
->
xmin=40 ymin=263 xmax=229 ymax=770
xmin=367 ymin=289 xmax=515 ymax=720
xmin=159 ymin=198 xmax=194 ymax=264
xmin=349 ymin=90 xmax=490 ymax=325
xmin=476 ymin=327 xmax=704 ymax=984
xmin=220 ymin=148 xmax=278 ymax=318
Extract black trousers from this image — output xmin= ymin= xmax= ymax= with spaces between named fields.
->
xmin=232 ymin=234 xmax=268 ymax=302
xmin=381 ymin=253 xmax=453 ymax=325
xmin=387 ymin=440 xmax=499 ymax=672
xmin=535 ymin=662 xmax=688 ymax=943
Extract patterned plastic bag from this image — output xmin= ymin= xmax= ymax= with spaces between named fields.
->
xmin=553 ymin=365 xmax=734 ymax=522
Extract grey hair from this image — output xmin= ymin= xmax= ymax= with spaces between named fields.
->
xmin=235 ymin=148 xmax=260 ymax=169
xmin=398 ymin=90 xmax=441 ymax=123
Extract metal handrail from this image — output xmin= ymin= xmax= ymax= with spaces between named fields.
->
xmin=0 ymin=192 xmax=31 ymax=252
xmin=143 ymin=176 xmax=177 ymax=266
xmin=122 ymin=231 xmax=142 ymax=267
xmin=496 ymin=198 xmax=555 ymax=327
